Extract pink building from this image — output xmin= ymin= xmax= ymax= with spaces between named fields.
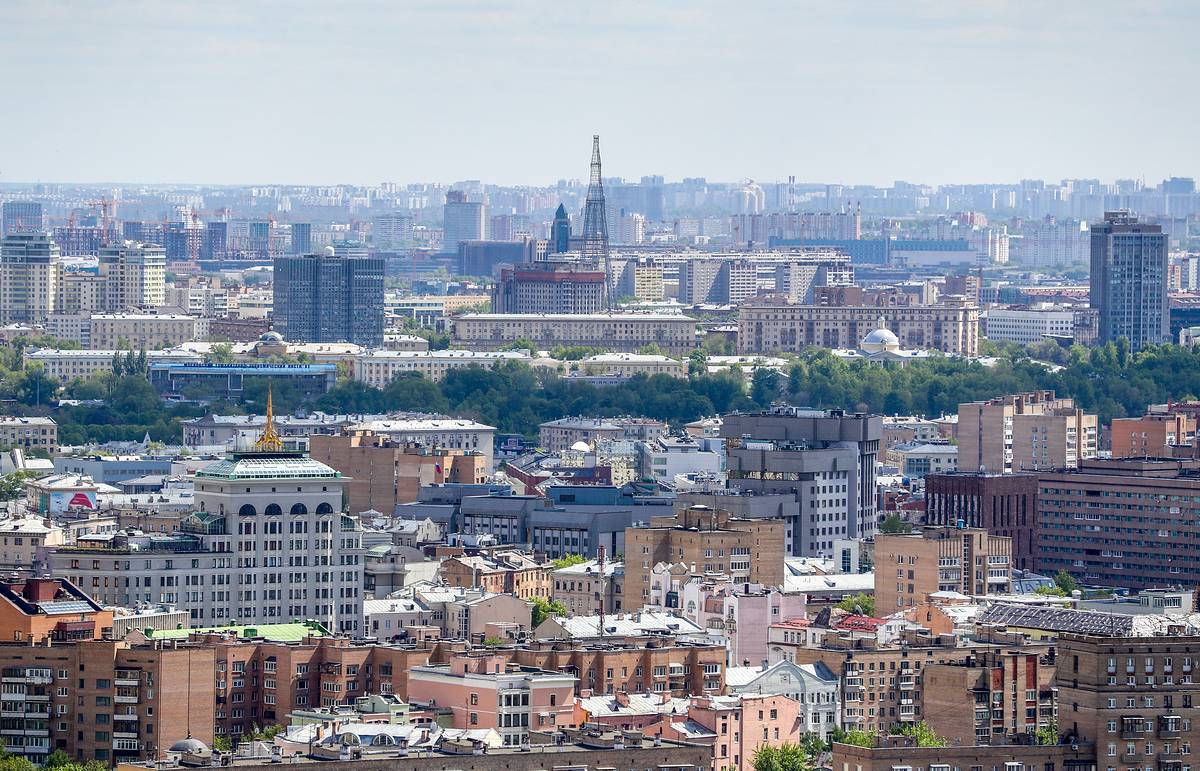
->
xmin=678 ymin=580 xmax=808 ymax=667
xmin=681 ymin=693 xmax=806 ymax=771
xmin=406 ymin=653 xmax=576 ymax=746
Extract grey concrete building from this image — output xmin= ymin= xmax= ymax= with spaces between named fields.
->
xmin=720 ymin=407 xmax=882 ymax=556
xmin=1090 ymin=210 xmax=1168 ymax=350
xmin=272 ymin=250 xmax=385 ymax=346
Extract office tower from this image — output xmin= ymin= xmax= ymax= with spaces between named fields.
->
xmin=97 ymin=241 xmax=167 ymax=311
xmin=957 ymin=391 xmax=1098 ymax=473
xmin=1090 ymin=210 xmax=1168 ymax=350
xmin=491 ymin=260 xmax=607 ymax=313
xmin=273 ymin=249 xmax=385 ymax=346
xmin=290 ymin=222 xmax=312 ymax=254
xmin=0 ymin=233 xmax=60 ymax=324
xmin=442 ymin=191 xmax=485 ymax=255
xmin=372 ymin=212 xmax=414 ymax=251
xmin=873 ymin=527 xmax=1012 ymax=612
xmin=721 ymin=407 xmax=881 ymax=554
xmin=1 ymin=201 xmax=44 ymax=237
xmin=550 ymin=204 xmax=571 ymax=254
xmin=581 ymin=135 xmax=609 ymax=269
xmin=202 ymin=221 xmax=228 ymax=260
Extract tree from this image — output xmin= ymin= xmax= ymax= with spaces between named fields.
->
xmin=835 ymin=593 xmax=876 ymax=617
xmin=551 ymin=554 xmax=587 ymax=569
xmin=750 ymin=367 xmax=781 ymax=407
xmin=1035 ymin=718 xmax=1059 ymax=746
xmin=482 ymin=636 xmax=506 ymax=647
xmin=878 ymin=514 xmax=912 ymax=534
xmin=501 ymin=337 xmax=539 ymax=353
xmin=208 ymin=342 xmax=235 ymax=364
xmin=1034 ymin=585 xmax=1067 ymax=597
xmin=636 ymin=343 xmax=666 ymax=356
xmin=894 ymin=721 xmax=946 ymax=747
xmin=0 ymin=471 xmax=36 ymax=502
xmin=530 ymin=597 xmax=567 ymax=627
xmin=831 ymin=727 xmax=874 ymax=748
xmin=1054 ymin=570 xmax=1079 ymax=595
xmin=751 ymin=743 xmax=808 ymax=771
xmin=212 ymin=736 xmax=233 ymax=752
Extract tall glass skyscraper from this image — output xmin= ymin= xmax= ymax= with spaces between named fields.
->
xmin=272 ymin=249 xmax=384 ymax=346
xmin=1089 ymin=210 xmax=1168 ymax=351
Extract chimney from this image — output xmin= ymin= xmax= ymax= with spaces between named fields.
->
xmin=615 ymin=690 xmax=630 ymax=707
xmin=23 ymin=578 xmax=60 ymax=603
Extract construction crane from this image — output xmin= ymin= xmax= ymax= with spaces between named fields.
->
xmin=85 ymin=198 xmax=117 ymax=237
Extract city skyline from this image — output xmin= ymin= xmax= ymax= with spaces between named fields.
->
xmin=3 ymin=0 xmax=1198 ymax=186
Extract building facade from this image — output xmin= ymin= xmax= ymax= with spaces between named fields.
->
xmin=272 ymin=251 xmax=385 ymax=346
xmin=1090 ymin=210 xmax=1168 ymax=350
xmin=452 ymin=313 xmax=698 ymax=354
xmin=0 ymin=233 xmax=60 ymax=324
xmin=957 ymin=391 xmax=1098 ymax=473
xmin=924 ymin=472 xmax=1039 ymax=570
xmin=873 ymin=526 xmax=1013 ymax=612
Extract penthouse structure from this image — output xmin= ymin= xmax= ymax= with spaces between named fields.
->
xmin=738 ymin=296 xmax=979 ymax=356
xmin=722 ymin=407 xmax=881 ymax=553
xmin=452 ymin=313 xmax=698 ymax=355
xmin=957 ymin=390 xmax=1098 ymax=473
xmin=873 ymin=526 xmax=1013 ymax=612
xmin=1036 ymin=458 xmax=1200 ymax=589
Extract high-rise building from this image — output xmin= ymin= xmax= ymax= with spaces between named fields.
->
xmin=202 ymin=220 xmax=228 ymax=260
xmin=721 ymin=406 xmax=881 ymax=553
xmin=442 ymin=191 xmax=485 ymax=255
xmin=0 ymin=232 xmax=60 ymax=324
xmin=677 ymin=258 xmax=757 ymax=305
xmin=581 ymin=135 xmax=609 ymax=299
xmin=98 ymin=241 xmax=167 ymax=311
xmin=272 ymin=249 xmax=385 ymax=346
xmin=550 ymin=203 xmax=571 ymax=255
xmin=371 ymin=212 xmax=413 ymax=251
xmin=491 ymin=260 xmax=607 ymax=314
xmin=249 ymin=220 xmax=272 ymax=258
xmin=873 ymin=526 xmax=1013 ymax=612
xmin=289 ymin=222 xmax=312 ymax=255
xmin=1090 ymin=210 xmax=1168 ymax=350
xmin=957 ymin=390 xmax=1098 ymax=473
xmin=162 ymin=221 xmax=202 ymax=262
xmin=1 ymin=201 xmax=44 ymax=236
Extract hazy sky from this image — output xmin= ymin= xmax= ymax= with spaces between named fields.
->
xmin=3 ymin=0 xmax=1197 ymax=187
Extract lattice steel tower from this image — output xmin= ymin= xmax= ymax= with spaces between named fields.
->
xmin=580 ymin=135 xmax=610 ymax=307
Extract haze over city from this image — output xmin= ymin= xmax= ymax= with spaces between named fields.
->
xmin=3 ymin=0 xmax=1199 ymax=185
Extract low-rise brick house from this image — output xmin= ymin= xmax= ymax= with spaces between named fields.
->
xmin=439 ymin=550 xmax=552 ymax=601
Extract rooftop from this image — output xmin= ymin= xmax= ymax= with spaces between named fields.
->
xmin=193 ymin=452 xmax=341 ymax=481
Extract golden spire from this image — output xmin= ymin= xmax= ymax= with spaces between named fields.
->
xmin=254 ymin=381 xmax=283 ymax=452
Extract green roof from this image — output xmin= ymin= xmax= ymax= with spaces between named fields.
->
xmin=148 ymin=621 xmax=330 ymax=642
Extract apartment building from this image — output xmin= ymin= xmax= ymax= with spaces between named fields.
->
xmin=1057 ymin=632 xmax=1200 ymax=771
xmin=789 ymin=632 xmax=987 ymax=734
xmin=722 ymin=407 xmax=881 ymax=553
xmin=724 ymin=660 xmax=840 ymax=740
xmin=1110 ymin=413 xmax=1196 ymax=458
xmin=309 ymin=432 xmax=487 ymax=513
xmin=0 ymin=639 xmax=214 ymax=764
xmin=677 ymin=258 xmax=757 ymax=305
xmin=407 ymin=654 xmax=577 ymax=746
xmin=982 ymin=304 xmax=1078 ymax=344
xmin=88 ymin=313 xmax=205 ymax=349
xmin=353 ymin=350 xmax=531 ymax=387
xmin=452 ymin=313 xmax=698 ymax=355
xmin=623 ymin=505 xmax=786 ymax=611
xmin=552 ymin=558 xmax=623 ymax=616
xmin=0 ymin=416 xmax=58 ymax=454
xmin=874 ymin=526 xmax=1013 ymax=612
xmin=439 ymin=551 xmax=552 ymax=601
xmin=0 ymin=578 xmax=111 ymax=643
xmin=97 ymin=241 xmax=166 ymax=310
xmin=491 ymin=260 xmax=607 ymax=314
xmin=51 ymin=435 xmax=365 ymax=634
xmin=833 ymin=739 xmax=1096 ymax=771
xmin=924 ymin=472 xmax=1039 ymax=570
xmin=539 ymin=416 xmax=665 ymax=453
xmin=1036 ymin=458 xmax=1200 ymax=589
xmin=611 ymin=257 xmax=665 ymax=301
xmin=921 ymin=647 xmax=1057 ymax=745
xmin=350 ymin=418 xmax=496 ymax=464
xmin=958 ymin=391 xmax=1098 ymax=472
xmin=0 ymin=233 xmax=59 ymax=324
xmin=737 ymin=296 xmax=979 ymax=356
xmin=577 ymin=352 xmax=687 ymax=379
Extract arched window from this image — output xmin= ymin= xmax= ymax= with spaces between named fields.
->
xmin=291 ymin=503 xmax=308 ymax=516
xmin=264 ymin=504 xmax=282 ymax=516
xmin=316 ymin=502 xmax=334 ymax=515
xmin=238 ymin=504 xmax=256 ymax=517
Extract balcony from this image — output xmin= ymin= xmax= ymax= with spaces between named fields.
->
xmin=113 ymin=713 xmax=139 ymax=722
xmin=1121 ymin=754 xmax=1142 ymax=764
xmin=114 ymin=695 xmax=138 ymax=704
xmin=114 ymin=678 xmax=139 ymax=687
xmin=1159 ymin=716 xmax=1183 ymax=738
xmin=113 ymin=731 xmax=139 ymax=740
xmin=898 ymin=677 xmax=916 ymax=690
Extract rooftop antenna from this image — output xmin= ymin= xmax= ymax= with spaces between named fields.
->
xmin=597 ymin=545 xmax=606 ymax=639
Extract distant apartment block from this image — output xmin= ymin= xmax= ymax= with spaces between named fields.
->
xmin=491 ymin=260 xmax=607 ymax=314
xmin=1110 ymin=413 xmax=1196 ymax=458
xmin=0 ymin=416 xmax=58 ymax=454
xmin=874 ymin=526 xmax=1013 ymax=611
xmin=957 ymin=390 xmax=1098 ymax=472
xmin=354 ymin=350 xmax=531 ymax=386
xmin=272 ymin=251 xmax=385 ymax=346
xmin=452 ymin=313 xmax=698 ymax=355
xmin=677 ymin=258 xmax=757 ymax=305
xmin=738 ymin=297 xmax=978 ymax=355
xmin=1090 ymin=210 xmax=1168 ymax=350
xmin=0 ymin=233 xmax=60 ymax=324
xmin=924 ymin=472 xmax=1039 ymax=570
